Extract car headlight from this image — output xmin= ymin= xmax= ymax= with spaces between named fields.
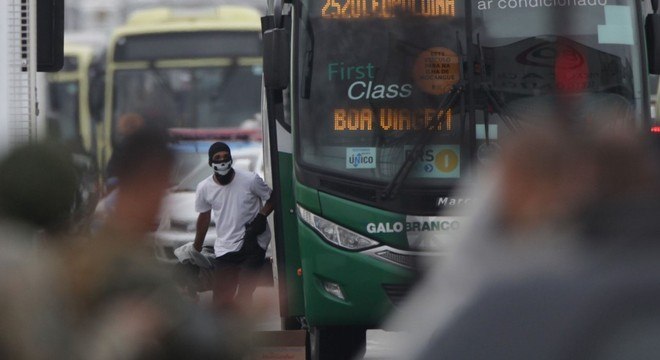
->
xmin=297 ymin=205 xmax=379 ymax=250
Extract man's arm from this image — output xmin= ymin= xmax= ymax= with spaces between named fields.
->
xmin=259 ymin=198 xmax=274 ymax=217
xmin=193 ymin=210 xmax=211 ymax=252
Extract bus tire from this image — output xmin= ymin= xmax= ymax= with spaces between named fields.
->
xmin=308 ymin=326 xmax=366 ymax=360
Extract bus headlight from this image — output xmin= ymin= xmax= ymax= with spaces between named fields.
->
xmin=298 ymin=205 xmax=378 ymax=250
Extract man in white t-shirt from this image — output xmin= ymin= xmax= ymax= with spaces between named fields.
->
xmin=193 ymin=142 xmax=274 ymax=311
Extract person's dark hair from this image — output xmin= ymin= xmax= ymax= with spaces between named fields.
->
xmin=0 ymin=141 xmax=78 ymax=233
xmin=114 ymin=125 xmax=174 ymax=183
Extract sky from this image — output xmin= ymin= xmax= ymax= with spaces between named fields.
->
xmin=64 ymin=0 xmax=268 ymax=33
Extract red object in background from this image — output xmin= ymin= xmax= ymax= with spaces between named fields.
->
xmin=169 ymin=127 xmax=263 ymax=142
xmin=555 ymin=42 xmax=589 ymax=94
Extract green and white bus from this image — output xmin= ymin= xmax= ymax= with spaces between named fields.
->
xmin=262 ymin=0 xmax=660 ymax=358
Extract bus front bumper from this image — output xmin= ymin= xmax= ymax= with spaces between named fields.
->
xmin=298 ymin=225 xmax=422 ymax=328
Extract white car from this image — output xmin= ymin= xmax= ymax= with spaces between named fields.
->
xmin=152 ymin=140 xmax=264 ymax=263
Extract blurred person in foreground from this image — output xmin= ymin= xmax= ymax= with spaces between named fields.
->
xmin=104 ymin=112 xmax=145 ymax=191
xmin=92 ymin=113 xmax=147 ymax=228
xmin=0 ymin=141 xmax=79 ymax=237
xmin=0 ymin=141 xmax=80 ymax=359
xmin=193 ymin=141 xmax=274 ymax=313
xmin=63 ymin=127 xmax=249 ymax=360
xmin=392 ymin=124 xmax=660 ymax=360
xmin=387 ymin=124 xmax=602 ymax=359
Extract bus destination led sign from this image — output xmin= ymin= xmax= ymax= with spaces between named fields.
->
xmin=321 ymin=0 xmax=456 ymax=18
xmin=334 ymin=107 xmax=453 ymax=131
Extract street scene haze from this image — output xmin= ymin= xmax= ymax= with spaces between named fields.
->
xmin=1 ymin=0 xmax=660 ymax=359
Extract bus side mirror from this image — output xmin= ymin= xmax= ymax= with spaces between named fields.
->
xmin=647 ymin=14 xmax=660 ymax=74
xmin=263 ymin=28 xmax=290 ymax=90
xmin=262 ymin=9 xmax=290 ymax=91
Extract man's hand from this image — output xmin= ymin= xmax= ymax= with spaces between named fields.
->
xmin=244 ymin=213 xmax=267 ymax=239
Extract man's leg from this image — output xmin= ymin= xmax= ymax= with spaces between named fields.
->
xmin=212 ymin=253 xmax=242 ymax=312
xmin=235 ymin=246 xmax=267 ymax=306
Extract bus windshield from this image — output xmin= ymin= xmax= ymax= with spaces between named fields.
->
xmin=295 ymin=0 xmax=646 ymax=211
xmin=474 ymin=0 xmax=643 ymax=130
xmin=112 ymin=64 xmax=263 ymax=137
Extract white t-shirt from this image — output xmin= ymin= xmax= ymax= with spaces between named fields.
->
xmin=195 ymin=169 xmax=272 ymax=257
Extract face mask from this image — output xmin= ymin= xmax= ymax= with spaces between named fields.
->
xmin=211 ymin=159 xmax=233 ymax=175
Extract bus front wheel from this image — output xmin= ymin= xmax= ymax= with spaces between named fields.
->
xmin=308 ymin=326 xmax=366 ymax=360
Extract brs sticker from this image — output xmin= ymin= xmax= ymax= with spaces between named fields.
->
xmin=346 ymin=147 xmax=376 ymax=169
xmin=403 ymin=145 xmax=460 ymax=178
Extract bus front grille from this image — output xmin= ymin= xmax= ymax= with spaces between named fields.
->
xmin=382 ymin=284 xmax=413 ymax=307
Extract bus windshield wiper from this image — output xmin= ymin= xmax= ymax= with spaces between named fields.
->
xmin=482 ymin=84 xmax=521 ymax=132
xmin=147 ymin=62 xmax=177 ymax=101
xmin=300 ymin=9 xmax=314 ymax=99
xmin=475 ymin=34 xmax=521 ymax=132
xmin=381 ymin=85 xmax=463 ymax=201
xmin=209 ymin=62 xmax=237 ymax=99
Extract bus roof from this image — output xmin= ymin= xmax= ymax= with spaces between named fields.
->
xmin=114 ymin=5 xmax=261 ymax=36
xmin=57 ymin=35 xmax=106 ymax=73
xmin=63 ymin=31 xmax=106 ymax=57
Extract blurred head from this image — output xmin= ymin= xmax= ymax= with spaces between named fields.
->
xmin=495 ymin=126 xmax=597 ymax=234
xmin=114 ymin=126 xmax=172 ymax=181
xmin=116 ymin=113 xmax=145 ymax=139
xmin=0 ymin=142 xmax=78 ymax=234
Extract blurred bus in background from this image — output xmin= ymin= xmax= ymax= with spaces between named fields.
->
xmin=39 ymin=32 xmax=107 ymax=229
xmin=99 ymin=5 xmax=263 ymax=170
xmin=42 ymin=32 xmax=106 ymax=159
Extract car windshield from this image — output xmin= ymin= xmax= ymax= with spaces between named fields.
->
xmin=170 ymin=152 xmax=206 ymax=186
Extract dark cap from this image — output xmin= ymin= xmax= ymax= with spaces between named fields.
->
xmin=208 ymin=142 xmax=231 ymax=163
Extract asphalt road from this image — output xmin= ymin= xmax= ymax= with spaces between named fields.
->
xmin=201 ymin=286 xmax=402 ymax=359
xmin=250 ymin=286 xmax=402 ymax=360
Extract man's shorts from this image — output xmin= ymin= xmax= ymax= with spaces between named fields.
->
xmin=213 ymin=241 xmax=266 ymax=271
